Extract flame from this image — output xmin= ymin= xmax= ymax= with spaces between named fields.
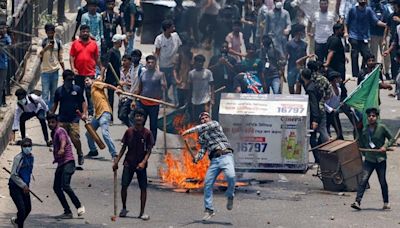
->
xmin=159 ymin=122 xmax=224 ymax=189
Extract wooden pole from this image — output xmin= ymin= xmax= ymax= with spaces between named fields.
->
xmin=119 ymin=91 xmax=176 ymax=108
xmin=108 ymin=63 xmax=120 ymax=82
xmin=3 ymin=167 xmax=43 ymax=203
xmin=114 ymin=170 xmax=117 ymax=213
xmin=163 ymin=89 xmax=167 ymax=155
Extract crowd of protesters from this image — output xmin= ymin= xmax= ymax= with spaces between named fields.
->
xmin=5 ymin=0 xmax=400 ymax=225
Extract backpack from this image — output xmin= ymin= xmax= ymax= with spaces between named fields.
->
xmin=134 ymin=6 xmax=144 ymax=28
xmin=41 ymin=38 xmax=62 ymax=57
xmin=17 ymin=93 xmax=39 ymax=112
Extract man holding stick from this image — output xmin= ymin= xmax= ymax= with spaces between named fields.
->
xmin=8 ymin=138 xmax=34 ymax=227
xmin=182 ymin=112 xmax=235 ymax=221
xmin=83 ymin=72 xmax=121 ymax=159
xmin=47 ymin=113 xmax=86 ymax=219
xmin=113 ymin=108 xmax=154 ymax=220
xmin=135 ymin=55 xmax=167 ymax=142
xmin=351 ymin=108 xmax=395 ymax=210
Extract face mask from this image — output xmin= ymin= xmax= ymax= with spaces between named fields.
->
xmin=22 ymin=147 xmax=32 ymax=155
xmin=275 ymin=2 xmax=283 ymax=9
xmin=18 ymin=98 xmax=27 ymax=105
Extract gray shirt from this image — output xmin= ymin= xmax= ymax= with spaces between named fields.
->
xmin=139 ymin=69 xmax=166 ymax=102
xmin=188 ymin=68 xmax=214 ymax=105
xmin=264 ymin=9 xmax=291 ymax=37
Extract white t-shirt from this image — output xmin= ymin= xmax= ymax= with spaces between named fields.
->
xmin=154 ymin=32 xmax=182 ymax=68
xmin=310 ymin=11 xmax=337 ymax=44
xmin=188 ymin=68 xmax=214 ymax=105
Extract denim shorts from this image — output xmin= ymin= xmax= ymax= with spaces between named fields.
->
xmin=121 ymin=165 xmax=147 ymax=189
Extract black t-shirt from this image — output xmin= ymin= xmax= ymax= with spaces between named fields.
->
xmin=54 ymin=85 xmax=85 ymax=123
xmin=122 ymin=127 xmax=154 ymax=168
xmin=208 ymin=54 xmax=237 ymax=90
xmin=233 ymin=73 xmax=247 ymax=93
xmin=259 ymin=47 xmax=282 ymax=79
xmin=387 ymin=12 xmax=400 ymax=42
xmin=105 ymin=48 xmax=121 ymax=84
xmin=327 ymin=34 xmax=345 ymax=70
xmin=357 ymin=68 xmax=384 ymax=85
xmin=120 ymin=0 xmax=137 ymax=31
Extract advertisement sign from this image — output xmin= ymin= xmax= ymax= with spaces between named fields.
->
xmin=219 ymin=93 xmax=309 ymax=171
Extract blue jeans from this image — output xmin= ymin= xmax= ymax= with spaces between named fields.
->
xmin=204 ymin=153 xmax=236 ymax=211
xmin=41 ymin=70 xmax=59 ymax=109
xmin=125 ymin=30 xmax=135 ymax=55
xmin=137 ymin=102 xmax=160 ymax=142
xmin=265 ymin=77 xmax=281 ymax=94
xmin=85 ymin=112 xmax=116 ymax=158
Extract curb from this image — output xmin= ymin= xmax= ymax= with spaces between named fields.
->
xmin=0 ymin=18 xmax=76 ymax=155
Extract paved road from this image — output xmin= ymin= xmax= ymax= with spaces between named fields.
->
xmin=2 ymin=12 xmax=400 ymax=228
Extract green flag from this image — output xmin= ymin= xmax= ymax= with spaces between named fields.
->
xmin=343 ymin=67 xmax=381 ymax=113
xmin=343 ymin=66 xmax=380 ymax=114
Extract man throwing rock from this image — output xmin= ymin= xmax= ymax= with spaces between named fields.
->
xmin=182 ymin=112 xmax=235 ymax=221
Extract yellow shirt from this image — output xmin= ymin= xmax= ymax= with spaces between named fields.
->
xmin=91 ymin=81 xmax=112 ymax=119
xmin=40 ymin=39 xmax=62 ymax=73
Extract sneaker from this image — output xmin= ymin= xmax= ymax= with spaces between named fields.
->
xmin=351 ymin=201 xmax=361 ymax=210
xmin=78 ymin=155 xmax=84 ymax=166
xmin=202 ymin=209 xmax=215 ymax=221
xmin=77 ymin=206 xmax=85 ymax=216
xmin=227 ymin=197 xmax=234 ymax=210
xmin=139 ymin=214 xmax=150 ymax=220
xmin=54 ymin=213 xmax=73 ymax=219
xmin=84 ymin=150 xmax=99 ymax=158
xmin=119 ymin=208 xmax=129 ymax=217
xmin=10 ymin=217 xmax=17 ymax=228
xmin=383 ymin=203 xmax=391 ymax=210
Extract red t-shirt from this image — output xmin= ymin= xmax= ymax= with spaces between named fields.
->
xmin=122 ymin=127 xmax=154 ymax=169
xmin=70 ymin=39 xmax=98 ymax=76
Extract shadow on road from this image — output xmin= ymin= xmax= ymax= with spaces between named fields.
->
xmin=0 ymin=213 xmax=103 ymax=227
xmin=181 ymin=219 xmax=233 ymax=226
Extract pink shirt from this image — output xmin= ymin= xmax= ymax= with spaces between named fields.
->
xmin=52 ymin=127 xmax=74 ymax=166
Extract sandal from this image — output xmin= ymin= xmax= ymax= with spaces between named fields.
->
xmin=139 ymin=214 xmax=150 ymax=220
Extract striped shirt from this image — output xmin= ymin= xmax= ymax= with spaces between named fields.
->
xmin=185 ymin=121 xmax=231 ymax=160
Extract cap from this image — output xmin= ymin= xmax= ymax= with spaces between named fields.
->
xmin=112 ymin=34 xmax=126 ymax=42
xmin=198 ymin=112 xmax=210 ymax=120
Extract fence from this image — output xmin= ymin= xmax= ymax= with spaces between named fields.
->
xmin=5 ymin=0 xmax=33 ymax=95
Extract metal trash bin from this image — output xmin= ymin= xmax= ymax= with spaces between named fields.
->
xmin=318 ymin=140 xmax=363 ymax=192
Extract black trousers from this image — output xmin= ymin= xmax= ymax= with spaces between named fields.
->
xmin=326 ymin=111 xmax=343 ymax=140
xmin=315 ymin=42 xmax=328 ymax=62
xmin=53 ymin=161 xmax=82 ymax=214
xmin=9 ymin=182 xmax=31 ymax=228
xmin=356 ymin=160 xmax=389 ymax=203
xmin=20 ymin=109 xmax=49 ymax=142
xmin=349 ymin=38 xmax=371 ymax=78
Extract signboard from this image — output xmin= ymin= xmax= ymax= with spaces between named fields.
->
xmin=219 ymin=93 xmax=309 ymax=172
